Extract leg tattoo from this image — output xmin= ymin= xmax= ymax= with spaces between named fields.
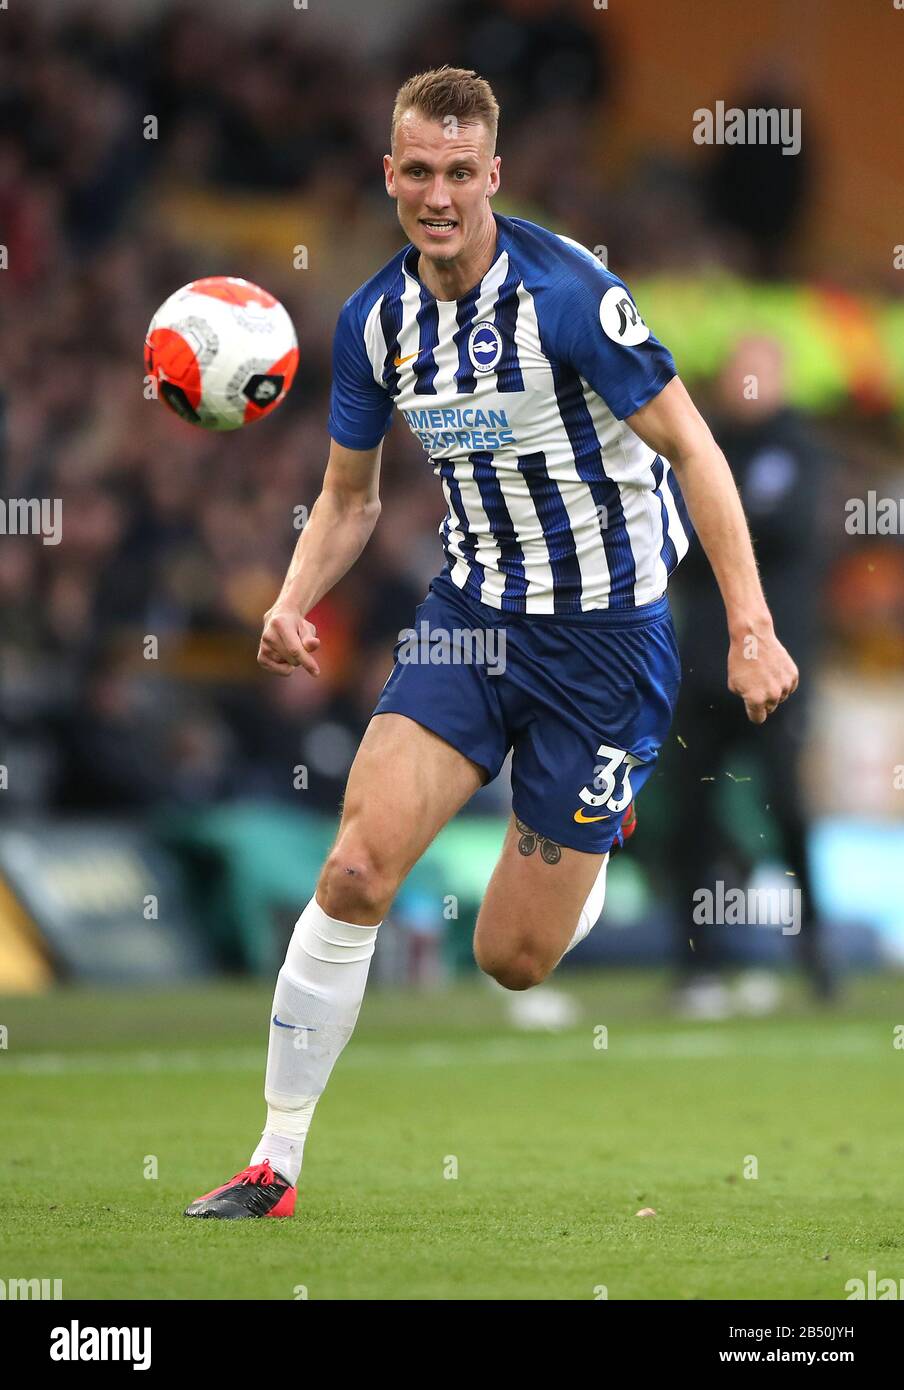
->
xmin=515 ymin=818 xmax=562 ymax=865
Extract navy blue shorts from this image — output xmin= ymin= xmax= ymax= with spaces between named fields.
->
xmin=373 ymin=570 xmax=681 ymax=853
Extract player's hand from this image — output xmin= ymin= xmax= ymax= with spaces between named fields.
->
xmin=258 ymin=604 xmax=321 ymax=678
xmin=727 ymin=627 xmax=798 ymax=724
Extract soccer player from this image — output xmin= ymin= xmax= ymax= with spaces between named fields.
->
xmin=185 ymin=67 xmax=798 ymax=1219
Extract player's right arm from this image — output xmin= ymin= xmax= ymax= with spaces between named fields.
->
xmin=259 ymin=284 xmax=394 ymax=678
xmin=257 ymin=439 xmax=383 ymax=677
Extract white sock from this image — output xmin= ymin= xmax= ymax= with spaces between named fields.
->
xmin=562 ymin=853 xmax=609 ymax=957
xmin=250 ymin=895 xmax=380 ymax=1185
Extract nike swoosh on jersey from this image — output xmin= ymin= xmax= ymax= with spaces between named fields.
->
xmin=393 ymin=352 xmax=417 ymax=366
xmin=573 ymin=809 xmax=610 ymax=823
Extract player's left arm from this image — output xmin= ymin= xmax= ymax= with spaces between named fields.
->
xmin=626 ymin=375 xmax=799 ymax=725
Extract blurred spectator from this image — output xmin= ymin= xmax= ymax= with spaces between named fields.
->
xmin=400 ymin=0 xmax=613 ymax=129
xmin=662 ymin=337 xmax=838 ymax=1010
xmin=704 ymin=75 xmax=814 ymax=277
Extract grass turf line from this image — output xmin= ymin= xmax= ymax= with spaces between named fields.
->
xmin=1 ymin=973 xmax=903 ymax=1300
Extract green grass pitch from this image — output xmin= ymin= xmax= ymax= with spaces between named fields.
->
xmin=2 ymin=972 xmax=903 ymax=1300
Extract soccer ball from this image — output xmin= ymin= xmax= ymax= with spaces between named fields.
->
xmin=145 ymin=276 xmax=298 ymax=430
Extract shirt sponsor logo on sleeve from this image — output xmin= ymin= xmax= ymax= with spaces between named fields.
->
xmin=599 ymin=286 xmax=650 ymax=346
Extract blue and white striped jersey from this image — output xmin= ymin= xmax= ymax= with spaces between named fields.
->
xmin=328 ymin=212 xmax=692 ymax=614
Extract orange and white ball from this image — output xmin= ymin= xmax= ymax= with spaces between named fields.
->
xmin=145 ymin=276 xmax=298 ymax=430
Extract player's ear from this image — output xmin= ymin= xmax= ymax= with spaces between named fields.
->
xmin=487 ymin=155 xmax=501 ymax=198
xmin=383 ymin=154 xmax=397 ymax=198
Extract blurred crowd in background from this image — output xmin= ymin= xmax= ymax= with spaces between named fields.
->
xmin=1 ymin=1 xmax=902 ymax=982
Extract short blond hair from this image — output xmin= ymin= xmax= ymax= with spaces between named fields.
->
xmin=391 ymin=66 xmax=499 ymax=151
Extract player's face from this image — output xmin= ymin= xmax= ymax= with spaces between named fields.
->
xmin=384 ymin=112 xmax=500 ymax=266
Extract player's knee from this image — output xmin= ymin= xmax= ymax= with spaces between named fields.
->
xmin=318 ymin=840 xmax=394 ymax=922
xmin=476 ymin=944 xmax=551 ymax=992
